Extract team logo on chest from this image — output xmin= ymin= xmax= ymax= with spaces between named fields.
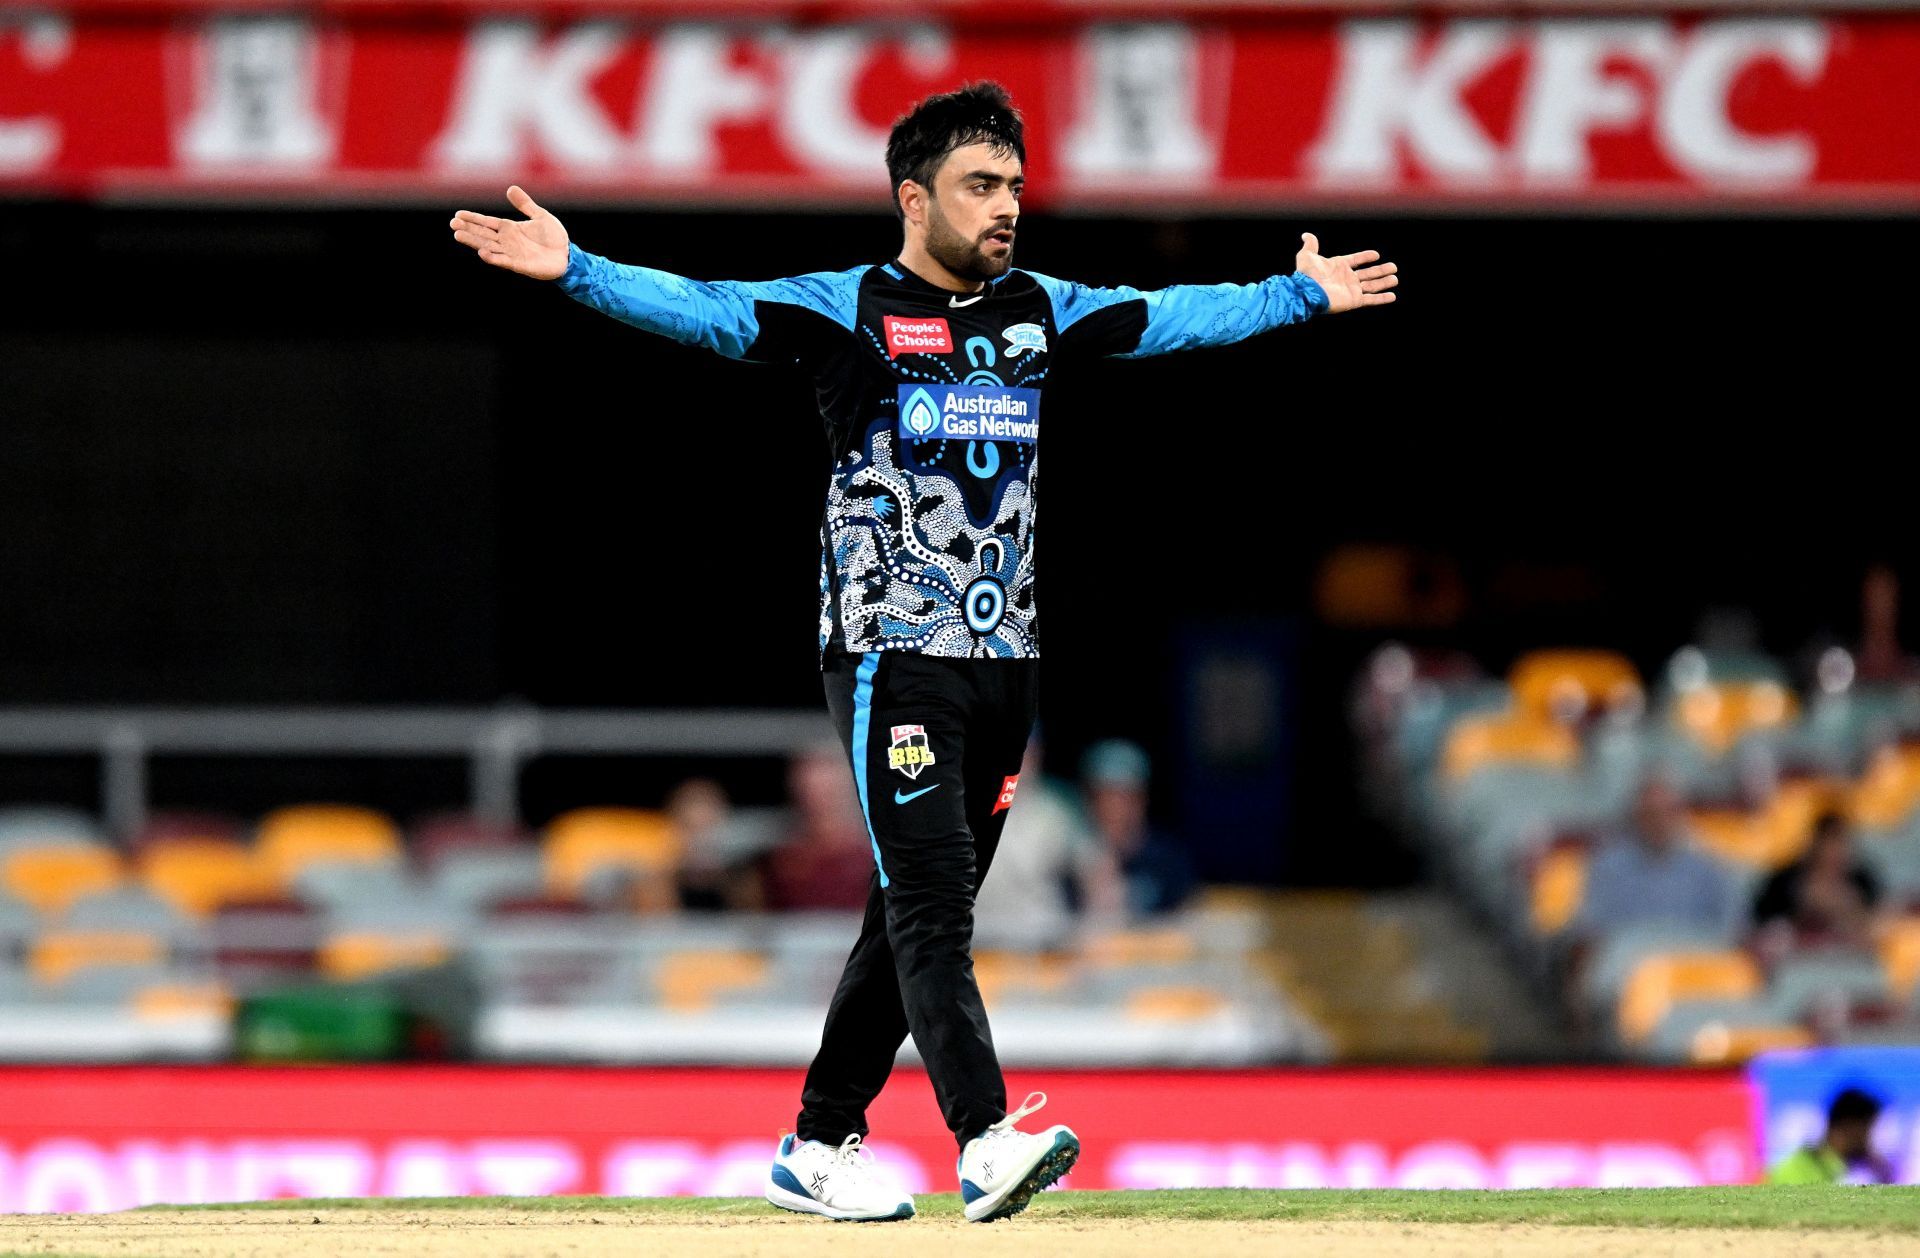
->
xmin=888 ymin=724 xmax=936 ymax=779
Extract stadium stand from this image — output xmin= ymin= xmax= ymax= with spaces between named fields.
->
xmin=1357 ymin=640 xmax=1920 ymax=1063
xmin=0 ymin=797 xmax=1323 ymax=1065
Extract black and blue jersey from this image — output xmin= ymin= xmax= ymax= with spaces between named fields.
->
xmin=556 ymin=244 xmax=1328 ymax=662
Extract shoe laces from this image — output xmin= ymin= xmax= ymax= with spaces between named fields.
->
xmin=981 ymin=1091 xmax=1048 ymax=1142
xmin=831 ymin=1133 xmax=879 ymax=1180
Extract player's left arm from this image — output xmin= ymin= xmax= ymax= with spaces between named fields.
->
xmin=1030 ymin=232 xmax=1396 ymax=359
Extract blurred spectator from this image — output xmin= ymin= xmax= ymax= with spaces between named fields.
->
xmin=1857 ymin=564 xmax=1916 ymax=683
xmin=1753 ymin=811 xmax=1881 ymax=950
xmin=758 ymin=740 xmax=874 ymax=911
xmin=667 ymin=778 xmax=768 ymax=913
xmin=1766 ymin=1088 xmax=1894 ymax=1184
xmin=1081 ymin=739 xmax=1195 ymax=917
xmin=1574 ymin=778 xmax=1741 ymax=942
xmin=973 ymin=729 xmax=1114 ymax=936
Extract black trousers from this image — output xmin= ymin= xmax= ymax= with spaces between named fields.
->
xmin=796 ymin=646 xmax=1039 ymax=1149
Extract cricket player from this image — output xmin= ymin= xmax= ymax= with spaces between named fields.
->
xmin=449 ymin=81 xmax=1396 ymax=1223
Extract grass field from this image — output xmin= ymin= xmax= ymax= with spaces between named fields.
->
xmin=0 ymin=1187 xmax=1914 ymax=1258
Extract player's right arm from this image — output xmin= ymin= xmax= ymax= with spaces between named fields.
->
xmin=449 ymin=185 xmax=858 ymax=365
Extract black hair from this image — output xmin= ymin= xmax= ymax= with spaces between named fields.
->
xmin=884 ymin=82 xmax=1025 ymax=224
xmin=1829 ymin=1087 xmax=1883 ymax=1127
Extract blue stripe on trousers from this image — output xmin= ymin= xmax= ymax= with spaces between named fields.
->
xmin=851 ymin=650 xmax=888 ymax=887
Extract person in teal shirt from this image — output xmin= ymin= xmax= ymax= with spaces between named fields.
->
xmin=1767 ymin=1088 xmax=1894 ymax=1184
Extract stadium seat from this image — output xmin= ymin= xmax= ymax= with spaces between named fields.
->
xmin=1125 ymin=986 xmax=1228 ymax=1021
xmin=64 ymin=887 xmax=196 ymax=939
xmin=129 ymin=812 xmax=244 ymax=852
xmin=429 ymin=849 xmax=547 ymax=911
xmin=29 ymin=929 xmax=167 ymax=984
xmin=0 ymin=895 xmax=36 ymax=957
xmin=1879 ymin=918 xmax=1920 ymax=999
xmin=132 ymin=979 xmax=234 ymax=1020
xmin=1509 ymin=650 xmax=1642 ymax=723
xmin=1768 ymin=952 xmax=1892 ymax=1021
xmin=1686 ymin=779 xmax=1836 ymax=870
xmin=210 ymin=898 xmax=321 ymax=984
xmin=140 ymin=839 xmax=277 ymax=918
xmin=318 ymin=930 xmax=451 ymax=981
xmin=414 ymin=813 xmax=534 ymax=867
xmin=1528 ymin=839 xmax=1589 ymax=936
xmin=542 ymin=808 xmax=680 ymax=899
xmin=1441 ymin=714 xmax=1579 ymax=782
xmin=0 ymin=807 xmax=105 ymax=850
xmin=254 ymin=805 xmax=403 ymax=886
xmin=291 ymin=859 xmax=414 ymax=911
xmin=1848 ymin=743 xmax=1920 ymax=830
xmin=1670 ymin=681 xmax=1799 ymax=755
xmin=1617 ymin=950 xmax=1761 ymax=1043
xmin=1664 ymin=646 xmax=1790 ymax=691
xmin=1 ymin=844 xmax=123 ymax=914
xmin=1645 ymin=997 xmax=1809 ymax=1064
xmin=653 ymin=948 xmax=769 ymax=1010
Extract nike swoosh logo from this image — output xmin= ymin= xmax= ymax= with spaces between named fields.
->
xmin=894 ymin=784 xmax=941 ymax=804
xmin=949 ymin=294 xmax=984 ymax=307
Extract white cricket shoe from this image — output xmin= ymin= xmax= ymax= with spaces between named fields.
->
xmin=767 ymin=1132 xmax=915 ymax=1222
xmin=958 ymin=1092 xmax=1080 ymax=1222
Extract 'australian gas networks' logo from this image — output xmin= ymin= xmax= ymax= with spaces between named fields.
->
xmin=897 ymin=384 xmax=1040 ymax=444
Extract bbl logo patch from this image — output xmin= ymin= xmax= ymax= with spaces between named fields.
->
xmin=888 ymin=724 xmax=935 ymax=779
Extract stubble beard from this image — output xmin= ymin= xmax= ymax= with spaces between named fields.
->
xmin=926 ymin=200 xmax=1012 ymax=283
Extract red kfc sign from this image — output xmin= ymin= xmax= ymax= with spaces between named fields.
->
xmin=0 ymin=15 xmax=1915 ymax=206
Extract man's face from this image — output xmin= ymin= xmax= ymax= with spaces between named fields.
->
xmin=1634 ymin=780 xmax=1683 ymax=853
xmin=1831 ymin=1117 xmax=1874 ymax=1162
xmin=916 ymin=142 xmax=1023 ymax=282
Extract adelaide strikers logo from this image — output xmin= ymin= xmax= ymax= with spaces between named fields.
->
xmin=888 ymin=724 xmax=936 ymax=779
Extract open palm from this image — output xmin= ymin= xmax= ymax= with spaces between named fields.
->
xmin=1294 ymin=232 xmax=1398 ymax=313
xmin=448 ymin=185 xmax=570 ymax=281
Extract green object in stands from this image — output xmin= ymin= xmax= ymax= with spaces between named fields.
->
xmin=235 ymin=983 xmax=408 ymax=1062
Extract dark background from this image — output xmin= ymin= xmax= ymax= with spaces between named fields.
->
xmin=4 ymin=200 xmax=1914 ymax=877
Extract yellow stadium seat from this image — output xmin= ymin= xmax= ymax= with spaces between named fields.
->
xmin=1442 ymin=714 xmax=1579 ymax=781
xmin=255 ymin=806 xmax=402 ymax=885
xmin=318 ymin=931 xmax=450 ymax=981
xmin=1510 ymin=650 xmax=1642 ymax=721
xmin=1688 ymin=779 xmax=1841 ymax=870
xmin=654 ymin=949 xmax=768 ymax=1011
xmin=543 ymin=808 xmax=680 ymax=897
xmin=1849 ymin=744 xmax=1920 ymax=830
xmin=3 ymin=846 xmax=123 ymax=915
xmin=1619 ymin=951 xmax=1762 ymax=1043
xmin=1689 ymin=1022 xmax=1815 ymax=1065
xmin=30 ymin=930 xmax=165 ymax=983
xmin=1126 ymin=986 xmax=1228 ymax=1021
xmin=1880 ymin=918 xmax=1920 ymax=997
xmin=140 ymin=839 xmax=278 ymax=917
xmin=973 ymin=950 xmax=1072 ymax=1004
xmin=133 ymin=981 xmax=234 ymax=1020
xmin=1531 ymin=845 xmax=1588 ymax=935
xmin=1671 ymin=682 xmax=1799 ymax=755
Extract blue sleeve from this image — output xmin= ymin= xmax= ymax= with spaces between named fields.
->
xmin=555 ymin=243 xmax=863 ymax=363
xmin=1026 ymin=269 xmax=1329 ymax=360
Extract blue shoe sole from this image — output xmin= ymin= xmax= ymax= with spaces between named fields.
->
xmin=767 ymin=1198 xmax=915 ymax=1223
xmin=970 ymin=1130 xmax=1080 ymax=1223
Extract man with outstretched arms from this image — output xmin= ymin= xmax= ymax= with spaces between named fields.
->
xmin=449 ymin=81 xmax=1397 ymax=1224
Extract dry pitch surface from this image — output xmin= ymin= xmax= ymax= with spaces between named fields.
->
xmin=1 ymin=1188 xmax=1916 ymax=1258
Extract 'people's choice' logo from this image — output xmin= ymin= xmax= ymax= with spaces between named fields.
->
xmin=883 ymin=316 xmax=952 ymax=359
